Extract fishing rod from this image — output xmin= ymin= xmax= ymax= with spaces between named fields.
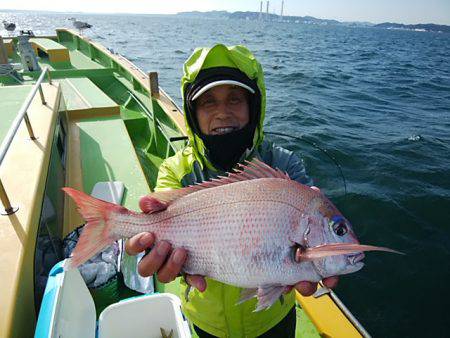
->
xmin=169 ymin=132 xmax=348 ymax=195
xmin=265 ymin=131 xmax=347 ymax=196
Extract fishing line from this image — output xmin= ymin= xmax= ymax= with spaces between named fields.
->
xmin=265 ymin=131 xmax=347 ymax=195
xmin=169 ymin=132 xmax=348 ymax=195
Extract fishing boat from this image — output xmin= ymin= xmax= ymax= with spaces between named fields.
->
xmin=0 ymin=28 xmax=370 ymax=337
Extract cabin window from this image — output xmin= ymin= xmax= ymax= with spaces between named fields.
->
xmin=33 ymin=113 xmax=67 ymax=314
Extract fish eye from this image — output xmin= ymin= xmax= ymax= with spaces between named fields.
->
xmin=333 ymin=222 xmax=348 ymax=236
xmin=330 ymin=216 xmax=348 ymax=236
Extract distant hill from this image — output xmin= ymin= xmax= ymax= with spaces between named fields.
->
xmin=177 ymin=10 xmax=343 ymax=25
xmin=374 ymin=22 xmax=450 ymax=33
xmin=176 ymin=10 xmax=229 ymax=19
xmin=177 ymin=11 xmax=450 ymax=33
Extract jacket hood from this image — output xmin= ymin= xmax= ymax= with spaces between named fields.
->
xmin=181 ymin=44 xmax=266 ymax=169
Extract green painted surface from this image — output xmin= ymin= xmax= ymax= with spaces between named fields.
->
xmin=29 ymin=38 xmax=67 ymax=51
xmin=59 ymin=77 xmax=117 ymax=110
xmin=68 ymin=48 xmax=105 ymax=70
xmin=77 ymin=116 xmax=151 ymax=211
xmin=0 ymin=85 xmax=32 ymax=144
xmin=59 ymin=79 xmax=89 ymax=110
xmin=296 ymin=305 xmax=321 ymax=337
xmin=0 ymin=75 xmax=21 ymax=86
xmin=37 ymin=58 xmax=71 ymax=70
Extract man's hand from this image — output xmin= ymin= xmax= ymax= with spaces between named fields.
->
xmin=125 ymin=232 xmax=207 ymax=292
xmin=294 ymin=276 xmax=339 ymax=296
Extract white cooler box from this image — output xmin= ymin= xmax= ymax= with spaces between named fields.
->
xmin=35 ymin=260 xmax=191 ymax=338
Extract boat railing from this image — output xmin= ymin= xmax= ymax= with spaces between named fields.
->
xmin=125 ymin=89 xmax=177 ymax=158
xmin=0 ymin=66 xmax=52 ymax=215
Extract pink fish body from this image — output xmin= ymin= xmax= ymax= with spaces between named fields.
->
xmin=64 ymin=159 xmax=401 ymax=310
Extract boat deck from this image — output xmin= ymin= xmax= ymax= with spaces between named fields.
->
xmin=0 ymin=85 xmax=32 ymax=143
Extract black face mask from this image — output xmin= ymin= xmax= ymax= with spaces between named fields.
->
xmin=199 ymin=122 xmax=256 ymax=172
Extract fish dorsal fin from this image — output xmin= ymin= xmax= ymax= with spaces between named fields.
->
xmin=143 ymin=158 xmax=290 ymax=207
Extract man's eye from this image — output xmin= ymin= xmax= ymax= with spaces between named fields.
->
xmin=229 ymin=96 xmax=243 ymax=104
xmin=200 ymin=98 xmax=215 ymax=107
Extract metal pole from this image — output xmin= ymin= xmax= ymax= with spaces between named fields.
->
xmin=0 ymin=68 xmax=47 ymax=165
xmin=47 ymin=70 xmax=52 ymax=85
xmin=0 ymin=179 xmax=17 ymax=215
xmin=38 ymin=84 xmax=46 ymax=105
xmin=23 ymin=113 xmax=36 ymax=140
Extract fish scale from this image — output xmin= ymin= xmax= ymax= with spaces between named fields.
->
xmin=113 ymin=182 xmax=307 ymax=286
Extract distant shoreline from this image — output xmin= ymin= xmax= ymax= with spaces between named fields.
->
xmin=176 ymin=10 xmax=450 ymax=33
xmin=1 ymin=8 xmax=449 ymax=33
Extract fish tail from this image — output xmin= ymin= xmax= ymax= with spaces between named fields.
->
xmin=63 ymin=187 xmax=128 ymax=269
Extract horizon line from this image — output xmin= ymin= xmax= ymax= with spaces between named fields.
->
xmin=1 ymin=8 xmax=449 ymax=26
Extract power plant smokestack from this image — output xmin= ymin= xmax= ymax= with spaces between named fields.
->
xmin=259 ymin=1 xmax=263 ymax=20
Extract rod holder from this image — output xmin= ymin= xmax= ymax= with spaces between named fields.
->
xmin=47 ymin=70 xmax=52 ymax=85
xmin=148 ymin=72 xmax=159 ymax=97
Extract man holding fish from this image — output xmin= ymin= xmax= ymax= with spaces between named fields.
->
xmin=65 ymin=44 xmax=399 ymax=337
xmin=125 ymin=44 xmax=339 ymax=337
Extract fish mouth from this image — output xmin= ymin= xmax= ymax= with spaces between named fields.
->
xmin=210 ymin=126 xmax=238 ymax=135
xmin=347 ymin=252 xmax=365 ymax=265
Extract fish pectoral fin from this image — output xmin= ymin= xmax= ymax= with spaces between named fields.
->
xmin=254 ymin=285 xmax=287 ymax=312
xmin=237 ymin=288 xmax=258 ymax=305
xmin=139 ymin=195 xmax=168 ymax=214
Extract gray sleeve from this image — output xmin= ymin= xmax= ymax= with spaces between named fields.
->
xmin=259 ymin=141 xmax=313 ymax=186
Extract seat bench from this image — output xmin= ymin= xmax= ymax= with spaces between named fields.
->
xmin=64 ymin=114 xmax=151 ymax=235
xmin=60 ymin=77 xmax=120 ymax=116
xmin=30 ymin=38 xmax=70 ymax=63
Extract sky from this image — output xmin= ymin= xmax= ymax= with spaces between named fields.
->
xmin=1 ymin=0 xmax=449 ymax=25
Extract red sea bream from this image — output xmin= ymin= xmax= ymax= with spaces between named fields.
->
xmin=64 ymin=159 xmax=401 ymax=311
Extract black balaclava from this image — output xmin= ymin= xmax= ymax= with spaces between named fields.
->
xmin=184 ymin=67 xmax=261 ymax=171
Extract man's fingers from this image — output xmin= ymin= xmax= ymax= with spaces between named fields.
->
xmin=125 ymin=232 xmax=155 ymax=256
xmin=185 ymin=274 xmax=207 ymax=292
xmin=137 ymin=241 xmax=171 ymax=277
xmin=295 ymin=281 xmax=317 ymax=297
xmin=157 ymin=248 xmax=187 ymax=283
xmin=311 ymin=186 xmax=321 ymax=192
xmin=283 ymin=286 xmax=294 ymax=294
xmin=323 ymin=276 xmax=339 ymax=289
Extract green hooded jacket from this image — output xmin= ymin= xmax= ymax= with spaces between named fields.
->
xmin=155 ymin=44 xmax=310 ymax=337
